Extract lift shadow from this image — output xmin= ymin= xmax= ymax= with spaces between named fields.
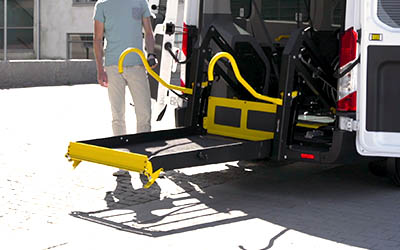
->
xmin=71 ymin=161 xmax=400 ymax=249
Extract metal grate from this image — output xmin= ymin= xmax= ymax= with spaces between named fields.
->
xmin=378 ymin=0 xmax=400 ymax=28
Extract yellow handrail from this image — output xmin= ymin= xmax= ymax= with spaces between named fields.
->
xmin=208 ymin=52 xmax=283 ymax=106
xmin=275 ymin=35 xmax=290 ymax=42
xmin=118 ymin=48 xmax=193 ymax=95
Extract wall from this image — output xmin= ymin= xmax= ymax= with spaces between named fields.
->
xmin=0 ymin=1 xmax=97 ymax=88
xmin=40 ymin=0 xmax=95 ymax=59
xmin=0 ymin=60 xmax=96 ymax=88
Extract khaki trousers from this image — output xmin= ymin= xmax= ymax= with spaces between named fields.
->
xmin=105 ymin=65 xmax=151 ymax=135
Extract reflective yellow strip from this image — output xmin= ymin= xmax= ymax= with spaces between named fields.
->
xmin=369 ymin=33 xmax=382 ymax=41
xmin=205 ymin=96 xmax=276 ymax=141
xmin=208 ymin=52 xmax=283 ymax=106
xmin=118 ymin=48 xmax=193 ymax=95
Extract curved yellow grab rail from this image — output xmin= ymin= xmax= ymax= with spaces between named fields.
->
xmin=118 ymin=48 xmax=193 ymax=95
xmin=208 ymin=52 xmax=283 ymax=106
xmin=275 ymin=35 xmax=290 ymax=42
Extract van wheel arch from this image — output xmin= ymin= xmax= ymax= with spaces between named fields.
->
xmin=368 ymin=159 xmax=387 ymax=177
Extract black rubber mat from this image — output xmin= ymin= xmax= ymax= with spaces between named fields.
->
xmin=122 ymin=135 xmax=248 ymax=157
xmin=80 ymin=128 xmax=271 ymax=171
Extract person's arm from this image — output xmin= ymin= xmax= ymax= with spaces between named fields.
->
xmin=93 ymin=20 xmax=108 ymax=87
xmin=142 ymin=16 xmax=158 ymax=69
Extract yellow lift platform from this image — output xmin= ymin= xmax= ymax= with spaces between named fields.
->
xmin=66 ymin=49 xmax=287 ymax=188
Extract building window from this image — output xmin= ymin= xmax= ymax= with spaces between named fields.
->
xmin=262 ymin=0 xmax=309 ymax=22
xmin=0 ymin=0 xmax=34 ymax=51
xmin=333 ymin=0 xmax=346 ymax=26
xmin=67 ymin=33 xmax=94 ymax=59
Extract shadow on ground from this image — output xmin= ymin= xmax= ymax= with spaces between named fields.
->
xmin=71 ymin=161 xmax=400 ymax=249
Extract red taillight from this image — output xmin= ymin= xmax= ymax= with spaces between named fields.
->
xmin=181 ymin=22 xmax=189 ymax=87
xmin=300 ymin=153 xmax=315 ymax=160
xmin=339 ymin=28 xmax=358 ymax=68
xmin=180 ymin=80 xmax=186 ymax=89
xmin=182 ymin=23 xmax=188 ymax=57
xmin=337 ymin=91 xmax=357 ymax=111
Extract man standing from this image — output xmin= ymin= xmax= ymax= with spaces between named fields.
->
xmin=93 ymin=0 xmax=157 ymax=176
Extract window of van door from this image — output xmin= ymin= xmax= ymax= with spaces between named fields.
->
xmin=333 ymin=0 xmax=346 ymax=26
xmin=231 ymin=0 xmax=251 ymax=18
xmin=262 ymin=0 xmax=309 ymax=22
xmin=377 ymin=0 xmax=400 ymax=28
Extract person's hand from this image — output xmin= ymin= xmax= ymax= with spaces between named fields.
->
xmin=97 ymin=68 xmax=108 ymax=87
xmin=147 ymin=53 xmax=158 ymax=69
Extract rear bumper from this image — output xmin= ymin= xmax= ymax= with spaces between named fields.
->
xmin=286 ymin=130 xmax=363 ymax=164
xmin=320 ymin=130 xmax=362 ymax=164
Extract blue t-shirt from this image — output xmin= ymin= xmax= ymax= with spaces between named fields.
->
xmin=93 ymin=0 xmax=151 ymax=66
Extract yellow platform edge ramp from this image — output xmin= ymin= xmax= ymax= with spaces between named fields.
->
xmin=65 ymin=142 xmax=163 ymax=189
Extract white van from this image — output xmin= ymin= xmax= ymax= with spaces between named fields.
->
xmin=66 ymin=0 xmax=400 ymax=187
xmin=155 ymin=0 xmax=400 ymax=183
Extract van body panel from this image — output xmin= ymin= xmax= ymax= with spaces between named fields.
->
xmin=357 ymin=0 xmax=400 ymax=157
xmin=366 ymin=46 xmax=400 ymax=132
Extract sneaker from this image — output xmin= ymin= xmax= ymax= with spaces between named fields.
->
xmin=112 ymin=169 xmax=129 ymax=176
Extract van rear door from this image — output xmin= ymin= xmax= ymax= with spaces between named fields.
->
xmin=357 ymin=0 xmax=400 ymax=157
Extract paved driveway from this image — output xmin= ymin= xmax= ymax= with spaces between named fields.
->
xmin=1 ymin=85 xmax=399 ymax=250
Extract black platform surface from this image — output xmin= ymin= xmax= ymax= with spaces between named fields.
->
xmin=80 ymin=128 xmax=271 ymax=171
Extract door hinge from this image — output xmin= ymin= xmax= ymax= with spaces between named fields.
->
xmin=339 ymin=116 xmax=359 ymax=132
xmin=357 ymin=29 xmax=362 ymax=43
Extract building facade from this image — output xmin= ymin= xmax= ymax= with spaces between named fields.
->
xmin=1 ymin=0 xmax=96 ymax=60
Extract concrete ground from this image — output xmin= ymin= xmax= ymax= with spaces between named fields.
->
xmin=1 ymin=85 xmax=400 ymax=250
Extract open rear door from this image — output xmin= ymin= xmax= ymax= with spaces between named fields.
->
xmin=357 ymin=0 xmax=400 ymax=157
xmin=152 ymin=0 xmax=185 ymax=127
